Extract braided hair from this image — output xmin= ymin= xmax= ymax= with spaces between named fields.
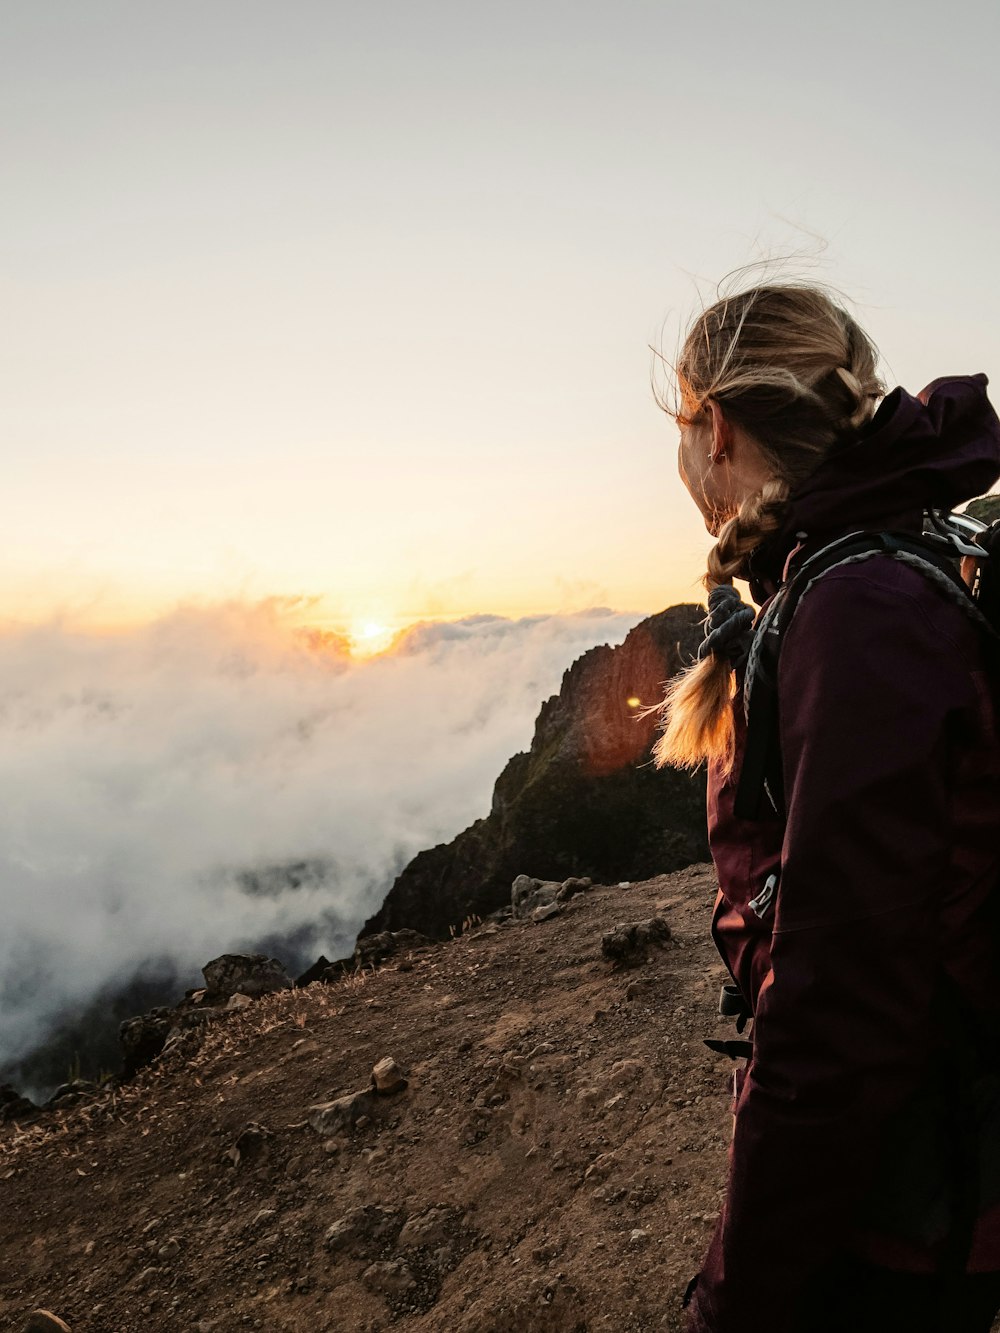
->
xmin=649 ymin=283 xmax=884 ymax=773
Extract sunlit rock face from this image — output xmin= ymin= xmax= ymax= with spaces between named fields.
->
xmin=360 ymin=604 xmax=709 ymax=940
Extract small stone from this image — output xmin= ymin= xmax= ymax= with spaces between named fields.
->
xmin=584 ymin=1154 xmax=616 ymax=1183
xmin=118 ymin=1011 xmax=175 ymax=1078
xmin=371 ymin=1057 xmax=407 ymax=1096
xmin=556 ymin=876 xmax=592 ymax=902
xmin=224 ymin=1122 xmax=273 ymax=1168
xmin=628 ymin=1228 xmax=651 ymax=1247
xmin=601 ymin=916 xmax=671 ymax=967
xmin=0 ymin=1084 xmax=38 ymax=1123
xmin=608 ymin=1058 xmax=646 ymax=1086
xmin=308 ymin=1091 xmax=375 ymax=1136
xmin=157 ymin=1237 xmax=181 ymax=1260
xmin=22 ymin=1314 xmax=72 ymax=1333
xmin=324 ymin=1206 xmax=404 ymax=1253
xmin=202 ymin=953 xmax=293 ymax=999
xmin=250 ymin=1208 xmax=277 ymax=1228
xmin=362 ymin=1258 xmax=416 ymax=1296
xmin=531 ymin=902 xmax=563 ymax=923
xmin=511 ymin=874 xmax=563 ymax=918
xmin=398 ymin=1206 xmax=456 ymax=1248
xmin=225 ymin=992 xmax=253 ymax=1012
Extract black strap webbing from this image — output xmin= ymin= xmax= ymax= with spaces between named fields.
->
xmin=733 ymin=531 xmax=971 ymax=823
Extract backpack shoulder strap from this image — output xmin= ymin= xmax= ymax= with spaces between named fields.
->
xmin=732 ymin=528 xmax=978 ymax=823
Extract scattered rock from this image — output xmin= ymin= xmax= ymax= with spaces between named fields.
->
xmin=132 ymin=1265 xmax=163 ymax=1289
xmin=584 ymin=1153 xmax=616 ymax=1182
xmin=202 ymin=953 xmax=293 ymax=1000
xmin=607 ymin=1058 xmax=647 ymax=1085
xmin=397 ymin=1205 xmax=458 ymax=1248
xmin=362 ymin=1258 xmax=416 ymax=1296
xmin=0 ymin=1083 xmax=38 ymax=1123
xmin=22 ymin=1313 xmax=72 ymax=1333
xmin=323 ymin=1206 xmax=405 ymax=1254
xmin=46 ymin=1080 xmax=99 ymax=1111
xmin=514 ymin=874 xmax=593 ymax=920
xmin=531 ymin=902 xmax=563 ymax=923
xmin=355 ymin=929 xmax=431 ymax=970
xmin=601 ymin=916 xmax=672 ymax=966
xmin=308 ymin=1090 xmax=377 ymax=1136
xmin=294 ymin=955 xmax=335 ymax=987
xmin=371 ymin=1057 xmax=407 ymax=1096
xmin=119 ymin=997 xmax=223 ymax=1078
xmin=511 ymin=875 xmax=562 ymax=918
xmin=224 ymin=1123 xmax=273 ymax=1168
xmin=224 ymin=992 xmax=253 ymax=1012
xmin=556 ymin=876 xmax=593 ymax=902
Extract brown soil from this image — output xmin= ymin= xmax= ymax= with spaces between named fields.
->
xmin=0 ymin=865 xmax=735 ymax=1333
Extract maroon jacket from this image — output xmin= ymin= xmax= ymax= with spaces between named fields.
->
xmin=686 ymin=375 xmax=1000 ymax=1332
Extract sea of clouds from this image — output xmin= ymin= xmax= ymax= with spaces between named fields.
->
xmin=0 ymin=599 xmax=648 ymax=1073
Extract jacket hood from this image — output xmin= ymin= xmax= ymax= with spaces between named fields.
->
xmin=745 ymin=373 xmax=1000 ymax=601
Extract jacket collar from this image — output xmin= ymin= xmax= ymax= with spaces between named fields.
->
xmin=742 ymin=374 xmax=1000 ymax=604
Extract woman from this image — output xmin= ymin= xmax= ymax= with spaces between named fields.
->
xmin=651 ymin=284 xmax=1000 ymax=1333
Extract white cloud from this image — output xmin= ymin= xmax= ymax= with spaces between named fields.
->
xmin=0 ymin=599 xmax=646 ymax=1069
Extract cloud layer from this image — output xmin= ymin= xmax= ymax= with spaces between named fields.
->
xmin=0 ymin=600 xmax=646 ymax=1070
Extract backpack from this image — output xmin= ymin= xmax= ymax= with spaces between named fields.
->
xmin=733 ymin=506 xmax=1000 ymax=823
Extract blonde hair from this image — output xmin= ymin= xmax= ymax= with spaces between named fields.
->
xmin=649 ymin=282 xmax=884 ymax=774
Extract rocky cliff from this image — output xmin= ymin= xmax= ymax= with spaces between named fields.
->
xmin=360 ymin=605 xmax=708 ymax=941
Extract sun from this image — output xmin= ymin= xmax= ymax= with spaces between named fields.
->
xmin=348 ymin=619 xmax=396 ymax=658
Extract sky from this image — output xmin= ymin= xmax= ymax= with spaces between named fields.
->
xmin=5 ymin=0 xmax=999 ymax=639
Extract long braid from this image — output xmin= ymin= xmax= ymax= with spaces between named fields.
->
xmin=647 ymin=481 xmax=789 ymax=774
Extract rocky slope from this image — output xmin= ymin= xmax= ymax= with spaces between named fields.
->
xmin=0 ymin=864 xmax=736 ymax=1333
xmin=361 ymin=605 xmax=708 ymax=941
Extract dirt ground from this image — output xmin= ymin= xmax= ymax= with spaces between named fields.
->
xmin=0 ymin=865 xmax=736 ymax=1333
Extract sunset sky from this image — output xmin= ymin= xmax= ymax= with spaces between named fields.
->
xmin=5 ymin=1 xmax=1000 ymax=644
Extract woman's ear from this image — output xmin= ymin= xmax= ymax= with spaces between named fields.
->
xmin=706 ymin=399 xmax=735 ymax=463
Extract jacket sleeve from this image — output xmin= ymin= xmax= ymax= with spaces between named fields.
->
xmin=686 ymin=560 xmax=978 ymax=1332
